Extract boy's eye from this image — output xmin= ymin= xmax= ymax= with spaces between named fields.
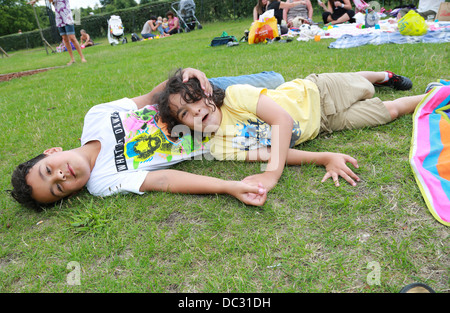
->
xmin=57 ymin=184 xmax=63 ymax=192
xmin=46 ymin=166 xmax=51 ymax=174
xmin=181 ymin=111 xmax=187 ymax=118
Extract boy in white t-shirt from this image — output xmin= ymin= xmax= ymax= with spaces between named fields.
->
xmin=10 ymin=69 xmax=286 ymax=210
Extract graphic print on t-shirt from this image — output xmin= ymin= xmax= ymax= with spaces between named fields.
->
xmin=114 ymin=105 xmax=208 ymax=170
xmin=232 ymin=118 xmax=301 ymax=151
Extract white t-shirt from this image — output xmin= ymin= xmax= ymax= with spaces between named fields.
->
xmin=80 ymin=98 xmax=208 ymax=196
xmin=141 ymin=20 xmax=152 ymax=34
xmin=418 ymin=0 xmax=445 ymax=13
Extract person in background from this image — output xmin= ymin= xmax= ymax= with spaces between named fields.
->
xmin=253 ymin=0 xmax=269 ymax=21
xmin=166 ymin=11 xmax=180 ymax=35
xmin=318 ymin=0 xmax=356 ymax=25
xmin=141 ymin=16 xmax=168 ymax=39
xmin=267 ymin=0 xmax=307 ymax=34
xmin=80 ymin=29 xmax=94 ymax=47
xmin=162 ymin=17 xmax=169 ymax=31
xmin=28 ymin=0 xmax=86 ymax=65
xmin=397 ymin=0 xmax=445 ymax=20
xmin=283 ymin=0 xmax=314 ymax=26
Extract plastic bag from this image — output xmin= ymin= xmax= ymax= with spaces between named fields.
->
xmin=248 ymin=16 xmax=279 ymax=44
xmin=398 ymin=10 xmax=428 ymax=36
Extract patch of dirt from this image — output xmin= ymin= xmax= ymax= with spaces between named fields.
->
xmin=0 ymin=66 xmax=63 ymax=82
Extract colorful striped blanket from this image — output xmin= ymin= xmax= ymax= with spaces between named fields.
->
xmin=410 ymin=86 xmax=450 ymax=226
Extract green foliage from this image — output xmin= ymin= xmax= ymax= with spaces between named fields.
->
xmin=0 ymin=0 xmax=256 ymax=52
xmin=67 ymin=199 xmax=114 ymax=234
xmin=0 ymin=0 xmax=49 ymax=36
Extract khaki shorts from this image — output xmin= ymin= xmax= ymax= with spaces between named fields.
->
xmin=305 ymin=73 xmax=392 ymax=133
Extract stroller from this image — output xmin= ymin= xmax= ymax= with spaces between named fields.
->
xmin=171 ymin=0 xmax=202 ymax=32
xmin=107 ymin=15 xmax=127 ymax=45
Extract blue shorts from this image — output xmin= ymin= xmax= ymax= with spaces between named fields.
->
xmin=58 ymin=24 xmax=75 ymax=36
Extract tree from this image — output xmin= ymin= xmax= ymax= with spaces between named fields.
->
xmin=100 ymin=0 xmax=138 ymax=11
xmin=0 ymin=0 xmax=49 ymax=36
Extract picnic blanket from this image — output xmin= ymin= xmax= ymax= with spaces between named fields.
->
xmin=327 ymin=21 xmax=450 ymax=49
xmin=329 ymin=29 xmax=450 ymax=48
xmin=328 ymin=29 xmax=450 ymax=49
xmin=410 ymin=86 xmax=450 ymax=226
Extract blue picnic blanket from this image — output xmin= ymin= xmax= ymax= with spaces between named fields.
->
xmin=329 ymin=29 xmax=450 ymax=49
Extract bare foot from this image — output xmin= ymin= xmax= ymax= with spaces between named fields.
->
xmin=81 ymin=58 xmax=87 ymax=63
xmin=67 ymin=60 xmax=75 ymax=66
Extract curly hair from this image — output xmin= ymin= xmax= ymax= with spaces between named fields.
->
xmin=155 ymin=68 xmax=225 ymax=137
xmin=9 ymin=154 xmax=53 ymax=211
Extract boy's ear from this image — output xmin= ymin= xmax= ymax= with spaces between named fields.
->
xmin=43 ymin=147 xmax=63 ymax=155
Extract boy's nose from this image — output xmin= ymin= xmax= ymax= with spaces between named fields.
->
xmin=192 ymin=106 xmax=201 ymax=115
xmin=56 ymin=169 xmax=66 ymax=180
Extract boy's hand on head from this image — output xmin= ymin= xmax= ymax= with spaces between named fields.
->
xmin=321 ymin=152 xmax=360 ymax=187
xmin=182 ymin=68 xmax=213 ymax=96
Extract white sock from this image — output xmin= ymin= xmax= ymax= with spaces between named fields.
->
xmin=379 ymin=72 xmax=389 ymax=83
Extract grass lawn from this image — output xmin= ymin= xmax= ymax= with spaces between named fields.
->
xmin=0 ymin=18 xmax=449 ymax=294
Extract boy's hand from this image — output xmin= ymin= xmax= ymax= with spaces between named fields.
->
xmin=182 ymin=68 xmax=213 ymax=97
xmin=320 ymin=152 xmax=360 ymax=187
xmin=242 ymin=172 xmax=279 ymax=192
xmin=229 ymin=181 xmax=267 ymax=206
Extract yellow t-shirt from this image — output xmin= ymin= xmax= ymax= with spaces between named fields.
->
xmin=209 ymin=79 xmax=321 ymax=161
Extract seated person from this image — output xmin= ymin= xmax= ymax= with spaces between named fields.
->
xmin=283 ymin=0 xmax=314 ymax=27
xmin=397 ymin=0 xmax=445 ymax=20
xmin=267 ymin=0 xmax=308 ymax=35
xmin=141 ymin=16 xmax=167 ymax=39
xmin=162 ymin=17 xmax=169 ymax=31
xmin=318 ymin=0 xmax=356 ymax=25
xmin=79 ymin=29 xmax=94 ymax=47
xmin=166 ymin=11 xmax=180 ymax=35
xmin=253 ymin=0 xmax=268 ymax=21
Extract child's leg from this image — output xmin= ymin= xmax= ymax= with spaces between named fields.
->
xmin=355 ymin=71 xmax=423 ymax=118
xmin=356 ymin=71 xmax=412 ymax=90
xmin=157 ymin=25 xmax=165 ymax=35
xmin=355 ymin=71 xmax=386 ymax=84
xmin=330 ymin=12 xmax=350 ymax=24
xmin=383 ymin=94 xmax=425 ymax=120
xmin=68 ymin=34 xmax=87 ymax=62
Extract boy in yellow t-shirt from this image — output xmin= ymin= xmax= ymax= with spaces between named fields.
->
xmin=156 ymin=68 xmax=424 ymax=192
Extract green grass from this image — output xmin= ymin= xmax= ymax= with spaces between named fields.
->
xmin=0 ymin=18 xmax=449 ymax=293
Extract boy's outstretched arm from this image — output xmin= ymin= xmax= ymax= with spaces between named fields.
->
xmin=139 ymin=169 xmax=267 ymax=206
xmin=245 ymin=148 xmax=360 ymax=187
xmin=245 ymin=94 xmax=294 ymax=191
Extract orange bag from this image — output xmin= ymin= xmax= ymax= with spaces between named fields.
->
xmin=248 ymin=16 xmax=279 ymax=44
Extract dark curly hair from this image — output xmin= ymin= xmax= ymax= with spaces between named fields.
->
xmin=8 ymin=154 xmax=54 ymax=211
xmin=155 ymin=68 xmax=225 ymax=137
